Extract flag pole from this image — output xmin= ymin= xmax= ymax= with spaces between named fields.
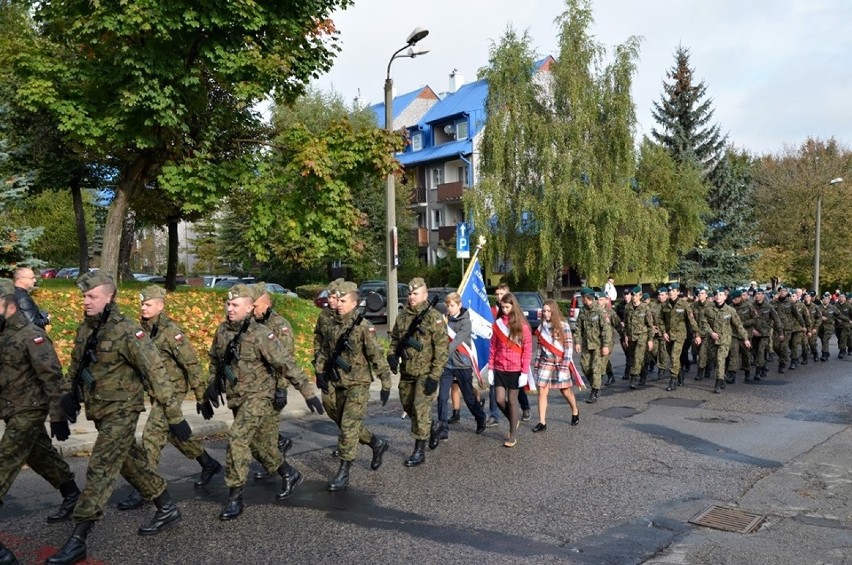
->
xmin=458 ymin=236 xmax=486 ymax=292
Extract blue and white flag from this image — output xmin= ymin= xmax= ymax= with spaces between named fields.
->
xmin=457 ymin=256 xmax=494 ymax=383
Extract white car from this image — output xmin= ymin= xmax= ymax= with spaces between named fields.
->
xmin=266 ymin=283 xmax=298 ymax=298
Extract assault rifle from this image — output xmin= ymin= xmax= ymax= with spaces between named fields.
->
xmin=61 ymin=301 xmax=113 ymax=423
xmin=391 ymin=295 xmax=439 ymax=362
xmin=321 ymin=293 xmax=383 ymax=387
xmin=215 ymin=316 xmax=251 ymax=394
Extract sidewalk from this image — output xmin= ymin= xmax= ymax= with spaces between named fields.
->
xmin=0 ymin=374 xmax=399 ymax=457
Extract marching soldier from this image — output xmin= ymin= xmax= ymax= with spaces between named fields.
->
xmin=47 ymin=273 xmax=191 ymax=565
xmin=574 ymin=288 xmax=611 ymax=402
xmin=0 ymin=280 xmax=81 ymax=565
xmin=314 ymin=279 xmax=343 ymax=423
xmin=801 ymin=291 xmax=822 ymax=364
xmin=314 ymin=281 xmax=392 ymax=490
xmin=202 ymin=284 xmax=304 ymax=521
xmin=819 ymin=292 xmax=847 ymax=360
xmin=116 ymin=286 xmax=223 ymax=511
xmin=836 ymin=293 xmax=852 ymax=358
xmin=598 ymin=293 xmax=622 ymax=387
xmin=647 ymin=287 xmax=669 ymax=379
xmin=662 ymin=283 xmax=691 ymax=391
xmin=728 ymin=290 xmax=758 ymax=383
xmin=388 ymin=277 xmax=448 ymax=467
xmin=774 ymin=287 xmax=803 ymax=373
xmin=789 ymin=290 xmax=810 ymax=369
xmin=624 ymin=287 xmax=654 ymax=389
xmin=701 ymin=288 xmax=751 ymax=394
xmin=750 ymin=288 xmax=782 ymax=380
xmin=691 ymin=286 xmax=711 ymax=380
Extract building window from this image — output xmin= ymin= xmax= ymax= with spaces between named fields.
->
xmin=429 ymin=167 xmax=444 ymax=189
xmin=411 ymin=132 xmax=423 ymax=151
xmin=455 ymin=120 xmax=468 ymax=140
xmin=458 ymin=166 xmax=469 ymax=186
xmin=432 ymin=208 xmax=442 ymax=229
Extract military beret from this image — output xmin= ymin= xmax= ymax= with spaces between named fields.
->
xmin=227 ymin=284 xmax=255 ymax=300
xmin=807 ymin=290 xmax=816 ymax=297
xmin=641 ymin=292 xmax=650 ymax=300
xmin=632 ymin=285 xmax=642 ymax=294
xmin=657 ymin=286 xmax=669 ymax=294
xmin=777 ymin=285 xmax=786 ymax=291
xmin=77 ymin=271 xmax=115 ymax=293
xmin=251 ymin=282 xmax=268 ymax=300
xmin=756 ymin=287 xmax=766 ymax=293
xmin=715 ymin=286 xmax=727 ymax=295
xmin=623 ymin=287 xmax=633 ymax=295
xmin=669 ymin=282 xmax=680 ymax=290
xmin=408 ymin=277 xmax=426 ymax=292
xmin=730 ymin=289 xmax=743 ymax=299
xmin=328 ymin=277 xmax=345 ymax=293
xmin=139 ymin=285 xmax=166 ymax=302
xmin=337 ymin=281 xmax=358 ymax=295
xmin=695 ymin=284 xmax=708 ymax=292
xmin=580 ymin=287 xmax=595 ymax=297
xmin=823 ymin=291 xmax=831 ymax=298
xmin=0 ymin=278 xmax=14 ymax=298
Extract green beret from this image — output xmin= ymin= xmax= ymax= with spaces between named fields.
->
xmin=623 ymin=287 xmax=633 ymax=295
xmin=695 ymin=284 xmax=708 ymax=292
xmin=641 ymin=292 xmax=650 ymax=300
xmin=139 ymin=285 xmax=166 ymax=302
xmin=251 ymin=282 xmax=268 ymax=300
xmin=227 ymin=283 xmax=255 ymax=300
xmin=337 ymin=281 xmax=358 ymax=295
xmin=807 ymin=290 xmax=815 ymax=297
xmin=715 ymin=286 xmax=727 ymax=295
xmin=657 ymin=286 xmax=669 ymax=294
xmin=823 ymin=292 xmax=831 ymax=298
xmin=0 ymin=278 xmax=14 ymax=298
xmin=408 ymin=277 xmax=426 ymax=292
xmin=580 ymin=287 xmax=595 ymax=297
xmin=632 ymin=285 xmax=642 ymax=294
xmin=730 ymin=289 xmax=743 ymax=299
xmin=77 ymin=271 xmax=115 ymax=293
xmin=669 ymin=282 xmax=680 ymax=290
xmin=327 ymin=277 xmax=345 ymax=293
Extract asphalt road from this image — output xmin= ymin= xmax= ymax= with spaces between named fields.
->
xmin=3 ymin=344 xmax=852 ymax=565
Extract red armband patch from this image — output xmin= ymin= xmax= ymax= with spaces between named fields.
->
xmin=33 ymin=336 xmax=45 ymax=345
xmin=368 ymin=327 xmax=376 ymax=334
xmin=174 ymin=333 xmax=183 ymax=341
xmin=135 ymin=330 xmax=145 ymax=339
xmin=268 ymin=333 xmax=277 ymax=340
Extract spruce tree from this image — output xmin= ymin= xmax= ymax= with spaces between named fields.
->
xmin=0 ymin=138 xmax=44 ymax=274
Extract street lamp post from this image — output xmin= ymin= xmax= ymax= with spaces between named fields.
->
xmin=814 ymin=177 xmax=844 ymax=295
xmin=385 ymin=27 xmax=429 ymax=331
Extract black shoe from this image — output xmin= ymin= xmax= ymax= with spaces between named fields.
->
xmin=801 ymin=356 xmax=808 ymax=366
xmin=725 ymin=372 xmax=736 ymax=384
xmin=45 ymin=521 xmax=93 ymax=564
xmin=695 ymin=368 xmax=704 ymax=381
xmin=369 ymin=435 xmax=390 ymax=470
xmin=138 ymin=490 xmax=181 ymax=535
xmin=744 ymin=370 xmax=753 ymax=382
xmin=47 ymin=480 xmax=80 ymax=523
xmin=219 ymin=488 xmax=243 ymax=521
xmin=521 ymin=409 xmax=531 ymax=422
xmin=195 ymin=452 xmax=222 ymax=487
xmin=604 ymin=374 xmax=615 ymax=386
xmin=571 ymin=413 xmax=580 ymax=426
xmin=475 ymin=419 xmax=487 ymax=435
xmin=814 ymin=352 xmax=820 ymax=362
xmin=276 ymin=466 xmax=303 ymax=500
xmin=677 ymin=370 xmax=684 ymax=386
xmin=328 ymin=460 xmax=351 ymax=491
xmin=778 ymin=363 xmax=785 ymax=374
xmin=428 ymin=421 xmax=442 ymax=450
xmin=532 ymin=422 xmax=547 ymax=433
xmin=0 ymin=542 xmax=18 ymax=565
xmin=789 ymin=361 xmax=797 ymax=370
xmin=278 ymin=434 xmax=293 ymax=457
xmin=665 ymin=378 xmax=676 ymax=392
xmin=404 ymin=440 xmax=426 ymax=467
xmin=629 ymin=376 xmax=638 ymax=390
xmin=714 ymin=380 xmax=722 ymax=394
xmin=117 ymin=489 xmax=144 ymax=511
xmin=448 ymin=410 xmax=461 ymax=424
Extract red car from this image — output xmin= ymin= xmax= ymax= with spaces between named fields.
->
xmin=40 ymin=268 xmax=58 ymax=279
xmin=314 ymin=289 xmax=329 ymax=308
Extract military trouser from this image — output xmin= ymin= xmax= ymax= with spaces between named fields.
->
xmin=726 ymin=339 xmax=751 ymax=372
xmin=697 ymin=338 xmax=711 ymax=369
xmin=820 ymin=325 xmax=834 ymax=356
xmin=224 ymin=397 xmax=283 ymax=489
xmin=398 ymin=374 xmax=438 ymax=440
xmin=752 ymin=336 xmax=769 ymax=368
xmin=332 ymin=384 xmax=373 ymax=461
xmin=0 ymin=411 xmax=74 ymax=501
xmin=789 ymin=331 xmax=804 ymax=362
xmin=653 ymin=337 xmax=670 ymax=373
xmin=142 ymin=393 xmax=204 ymax=469
xmin=708 ymin=341 xmax=731 ymax=381
xmin=74 ymin=410 xmax=166 ymax=522
xmin=252 ymin=404 xmax=285 ymax=467
xmin=840 ymin=325 xmax=852 ymax=352
xmin=666 ymin=336 xmax=687 ymax=376
xmin=806 ymin=331 xmax=819 ymax=357
xmin=776 ymin=332 xmax=791 ymax=366
xmin=580 ymin=348 xmax=605 ymax=389
xmin=627 ymin=338 xmax=649 ymax=376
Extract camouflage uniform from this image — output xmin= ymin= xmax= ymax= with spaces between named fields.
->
xmin=574 ymin=292 xmax=611 ymax=398
xmin=690 ymin=294 xmax=711 ymax=379
xmin=701 ymin=297 xmax=750 ymax=391
xmin=819 ymin=296 xmax=847 ymax=359
xmin=602 ymin=302 xmax=623 ymax=385
xmin=789 ymin=296 xmax=811 ymax=367
xmin=661 ymin=294 xmax=691 ymax=388
xmin=836 ymin=296 xmax=852 ymax=356
xmin=750 ymin=293 xmax=781 ymax=377
xmin=624 ymin=294 xmax=654 ymax=386
xmin=802 ymin=296 xmax=822 ymax=363
xmin=730 ymin=295 xmax=758 ymax=381
xmin=647 ymin=293 xmax=669 ymax=377
xmin=774 ymin=293 xmax=803 ymax=371
xmin=314 ymin=304 xmax=339 ymax=416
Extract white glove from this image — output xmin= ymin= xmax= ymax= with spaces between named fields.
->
xmin=519 ymin=373 xmax=528 ymax=388
xmin=487 ymin=368 xmax=494 ymax=385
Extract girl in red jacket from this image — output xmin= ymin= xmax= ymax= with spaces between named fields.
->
xmin=490 ymin=292 xmax=532 ymax=447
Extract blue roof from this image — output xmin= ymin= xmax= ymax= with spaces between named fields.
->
xmin=397 ymin=138 xmax=472 ymax=166
xmin=420 ymin=79 xmax=488 ymax=130
xmin=369 ymin=87 xmax=429 ymax=129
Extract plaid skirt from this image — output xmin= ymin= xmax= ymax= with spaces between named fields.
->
xmin=535 ymin=359 xmax=572 ymax=389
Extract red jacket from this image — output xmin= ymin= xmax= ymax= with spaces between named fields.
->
xmin=490 ymin=315 xmax=532 ymax=374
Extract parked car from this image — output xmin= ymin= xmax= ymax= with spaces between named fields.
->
xmin=358 ymin=280 xmax=410 ymax=323
xmin=513 ymin=291 xmax=544 ymax=331
xmin=265 ymin=283 xmax=298 ymax=298
xmin=133 ymin=273 xmax=156 ymax=281
xmin=40 ymin=268 xmax=58 ymax=279
xmin=56 ymin=267 xmax=80 ymax=279
xmin=427 ymin=286 xmax=456 ymax=316
xmin=568 ymin=291 xmax=582 ymax=328
xmin=314 ymin=289 xmax=329 ymax=308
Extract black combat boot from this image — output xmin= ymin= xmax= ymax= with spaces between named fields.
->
xmin=676 ymin=369 xmax=685 ymax=387
xmin=604 ymin=373 xmax=616 ymax=386
xmin=369 ymin=435 xmax=390 ymax=470
xmin=404 ymin=440 xmax=427 ymax=467
xmin=276 ymin=463 xmax=303 ymax=500
xmin=46 ymin=520 xmax=93 ymax=564
xmin=428 ymin=421 xmax=442 ymax=450
xmin=665 ymin=377 xmax=676 ymax=392
xmin=744 ymin=369 xmax=752 ymax=382
xmin=0 ymin=542 xmax=18 ymax=565
xmin=327 ymin=460 xmax=352 ymax=491
xmin=585 ymin=388 xmax=598 ymax=403
xmin=219 ymin=488 xmax=243 ymax=521
xmin=138 ymin=490 xmax=181 ymax=535
xmin=116 ymin=489 xmax=144 ymax=511
xmin=448 ymin=410 xmax=461 ymax=424
xmin=839 ymin=348 xmax=846 ymax=359
xmin=695 ymin=368 xmax=704 ymax=381
xmin=46 ymin=480 xmax=80 ymax=523
xmin=778 ymin=362 xmax=785 ymax=374
xmin=714 ymin=379 xmax=723 ymax=394
xmin=255 ymin=435 xmax=293 ymax=480
xmin=195 ymin=451 xmax=222 ymax=487
xmin=725 ymin=371 xmax=736 ymax=384
xmin=629 ymin=375 xmax=638 ymax=390
xmin=813 ymin=350 xmax=819 ymax=362
xmin=821 ymin=351 xmax=830 ymax=361
xmin=800 ymin=355 xmax=808 ymax=366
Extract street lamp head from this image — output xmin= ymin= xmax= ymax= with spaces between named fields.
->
xmin=406 ymin=26 xmax=429 ymax=46
xmin=402 ymin=45 xmax=430 ymax=58
xmin=829 ymin=177 xmax=844 ymax=185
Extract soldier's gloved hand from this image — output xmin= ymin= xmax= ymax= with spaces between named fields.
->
xmin=380 ymin=389 xmax=390 ymax=406
xmin=272 ymin=388 xmax=288 ymax=411
xmin=387 ymin=354 xmax=399 ymax=373
xmin=423 ymin=377 xmax=439 ymax=396
xmin=306 ymin=396 xmax=324 ymax=415
xmin=315 ymin=372 xmax=329 ymax=394
xmin=50 ymin=421 xmax=71 ymax=441
xmin=205 ymin=380 xmax=221 ymax=408
xmin=169 ymin=420 xmax=193 ymax=442
xmin=197 ymin=400 xmax=215 ymax=420
xmin=59 ymin=393 xmax=79 ymax=424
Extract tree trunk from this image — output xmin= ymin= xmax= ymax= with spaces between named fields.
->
xmin=99 ymin=156 xmax=151 ymax=279
xmin=70 ymin=173 xmax=90 ymax=272
xmin=166 ymin=219 xmax=178 ymax=291
xmin=117 ymin=213 xmax=135 ymax=282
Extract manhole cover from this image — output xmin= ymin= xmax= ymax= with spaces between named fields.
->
xmin=596 ymin=406 xmax=640 ymax=419
xmin=690 ymin=505 xmax=765 ymax=533
xmin=649 ymin=397 xmax=704 ymax=408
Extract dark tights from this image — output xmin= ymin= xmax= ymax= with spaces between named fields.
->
xmin=494 ymin=386 xmax=519 ymax=440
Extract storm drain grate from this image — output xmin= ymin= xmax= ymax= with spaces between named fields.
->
xmin=689 ymin=505 xmax=765 ymax=534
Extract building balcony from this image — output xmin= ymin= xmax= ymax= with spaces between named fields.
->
xmin=438 ymin=225 xmax=456 ymax=242
xmin=413 ymin=227 xmax=429 ymax=247
xmin=436 ymin=180 xmax=463 ymax=203
xmin=409 ymin=186 xmax=427 ymax=206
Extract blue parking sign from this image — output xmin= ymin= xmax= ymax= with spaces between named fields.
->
xmin=456 ymin=222 xmax=470 ymax=259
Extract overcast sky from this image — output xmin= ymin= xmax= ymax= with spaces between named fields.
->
xmin=313 ymin=0 xmax=852 ymax=156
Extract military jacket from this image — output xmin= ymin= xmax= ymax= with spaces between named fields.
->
xmin=606 ymin=306 xmax=623 ymax=347
xmin=775 ymin=298 xmax=804 ymax=332
xmin=0 ymin=311 xmax=64 ymax=421
xmin=574 ymin=303 xmax=612 ymax=351
xmin=701 ymin=303 xmax=749 ymax=347
xmin=625 ymin=301 xmax=654 ymax=341
xmin=689 ymin=300 xmax=708 ymax=335
xmin=820 ymin=302 xmax=847 ymax=329
xmin=837 ymin=301 xmax=852 ymax=328
xmin=259 ymin=309 xmax=316 ymax=399
xmin=751 ymin=299 xmax=782 ymax=336
xmin=662 ymin=297 xmax=691 ymax=339
xmin=733 ymin=301 xmax=759 ymax=341
xmin=803 ymin=302 xmax=822 ymax=333
xmin=315 ymin=308 xmax=391 ymax=389
xmin=313 ymin=307 xmax=336 ymax=363
xmin=209 ymin=316 xmax=298 ymax=408
xmin=648 ymin=300 xmax=665 ymax=337
xmin=142 ymin=312 xmax=204 ymax=401
xmin=66 ymin=307 xmax=182 ymax=423
xmin=389 ymin=301 xmax=448 ymax=380
xmin=794 ymin=301 xmax=812 ymax=332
